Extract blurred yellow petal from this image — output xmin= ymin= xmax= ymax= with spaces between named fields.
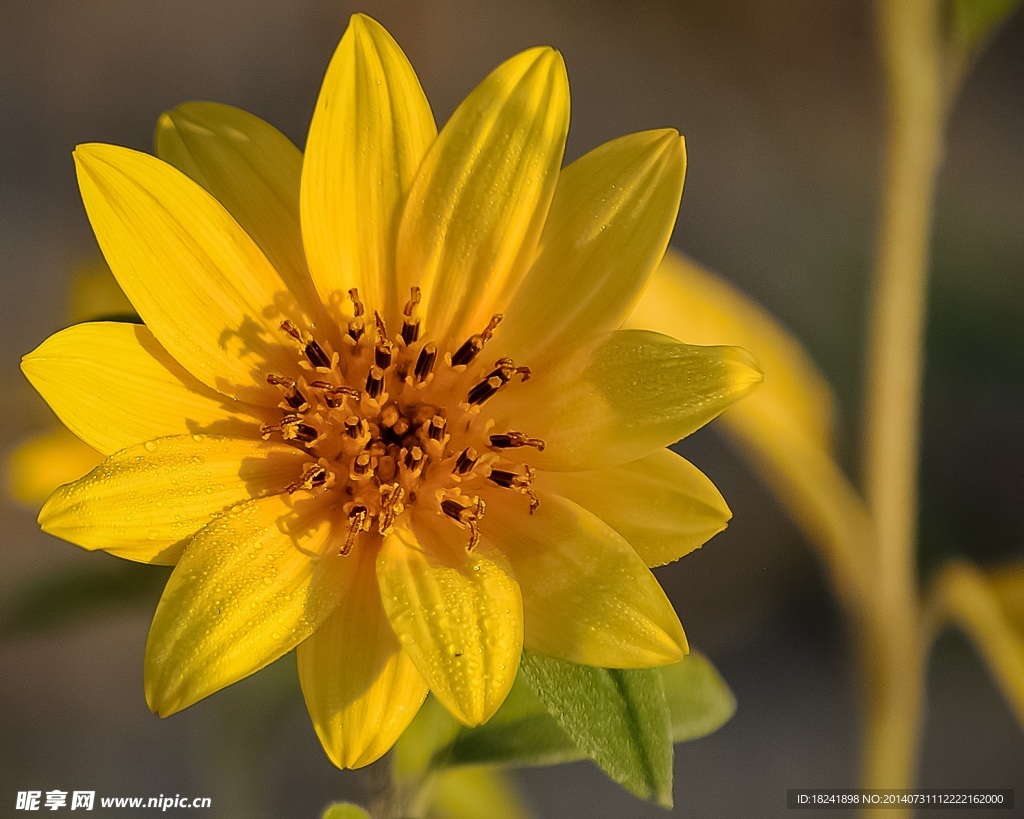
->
xmin=397 ymin=47 xmax=569 ymax=345
xmin=494 ymin=329 xmax=762 ymax=471
xmin=925 ymin=561 xmax=1024 ymax=728
xmin=539 ymin=449 xmax=730 ymax=568
xmin=500 ymin=130 xmax=685 ymax=364
xmin=145 ymin=493 xmax=347 ymax=716
xmin=39 ymin=435 xmax=310 ymax=565
xmin=488 ymin=494 xmax=687 ymax=667
xmin=626 ymin=251 xmax=835 ymax=449
xmin=626 ymin=252 xmax=874 ymax=600
xmin=74 ymin=143 xmax=302 ymax=404
xmin=432 ymin=767 xmax=531 ymax=819
xmin=155 ymin=102 xmax=322 ymax=317
xmin=302 ymin=13 xmax=436 ymax=321
xmin=7 ymin=428 xmax=103 ymax=506
xmin=298 ymin=545 xmax=428 ymax=769
xmin=67 ymin=260 xmax=134 ymax=324
xmin=21 ymin=322 xmax=269 ymax=456
xmin=378 ymin=519 xmax=523 ymax=726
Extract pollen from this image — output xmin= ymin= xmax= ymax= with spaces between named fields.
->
xmin=261 ymin=290 xmax=544 ymax=553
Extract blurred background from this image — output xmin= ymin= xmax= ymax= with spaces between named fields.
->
xmin=1 ymin=1 xmax=1022 ymax=816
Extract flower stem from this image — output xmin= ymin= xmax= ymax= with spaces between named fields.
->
xmin=859 ymin=0 xmax=945 ymax=806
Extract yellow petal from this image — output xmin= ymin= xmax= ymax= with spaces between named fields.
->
xmin=487 ymin=494 xmax=687 ymax=667
xmin=74 ymin=143 xmax=303 ymax=404
xmin=493 ymin=329 xmax=762 ymax=471
xmin=21 ymin=322 xmax=269 ymax=456
xmin=155 ymin=102 xmax=322 ymax=318
xmin=499 ymin=130 xmax=686 ymax=364
xmin=298 ymin=545 xmax=428 ymax=769
xmin=301 ymin=14 xmax=436 ymax=321
xmin=6 ymin=427 xmax=104 ymax=507
xmin=39 ymin=435 xmax=310 ymax=565
xmin=538 ymin=448 xmax=731 ymax=568
xmin=397 ymin=46 xmax=569 ymax=345
xmin=145 ymin=493 xmax=347 ymax=716
xmin=377 ymin=518 xmax=523 ymax=726
xmin=626 ymin=251 xmax=836 ymax=449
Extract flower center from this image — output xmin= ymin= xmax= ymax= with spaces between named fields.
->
xmin=260 ymin=288 xmax=544 ymax=554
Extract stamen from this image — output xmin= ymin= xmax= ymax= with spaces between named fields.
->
xmin=466 ymin=375 xmax=503 ymax=406
xmin=414 ymin=343 xmax=437 ymax=383
xmin=365 ymin=366 xmax=385 ymax=399
xmin=441 ymin=495 xmax=486 ymax=550
xmin=488 ymin=466 xmax=540 ymax=513
xmin=286 ymin=463 xmax=328 ymax=493
xmin=280 ymin=320 xmax=331 ymax=368
xmin=489 ymin=431 xmax=546 ymax=451
xmin=375 ymin=338 xmax=394 ymax=370
xmin=267 ymin=373 xmax=309 ymax=411
xmin=348 ymin=288 xmax=365 ymax=318
xmin=342 ymin=505 xmax=369 ymax=555
xmin=454 ymin=447 xmax=479 ymax=475
xmin=380 ymin=404 xmax=400 ymax=429
xmin=403 ymin=446 xmax=424 ymax=471
xmin=281 ymin=417 xmax=320 ymax=444
xmin=350 ymin=452 xmax=372 ymax=479
xmin=378 ymin=483 xmax=406 ymax=535
xmin=344 ymin=415 xmax=368 ymax=440
xmin=427 ymin=415 xmax=447 ymax=441
xmin=402 ymin=287 xmax=422 ymax=345
xmin=451 ymin=314 xmax=503 ymax=366
xmin=309 ymin=381 xmax=360 ymax=408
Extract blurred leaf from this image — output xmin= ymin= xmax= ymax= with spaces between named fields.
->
xmin=946 ymin=0 xmax=1021 ymax=56
xmin=517 ymin=653 xmax=673 ymax=806
xmin=0 ymin=559 xmax=167 ymax=636
xmin=429 ymin=767 xmax=531 ymax=819
xmin=321 ymin=804 xmax=371 ymax=819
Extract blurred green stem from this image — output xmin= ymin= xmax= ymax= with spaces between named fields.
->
xmin=860 ymin=0 xmax=945 ymax=805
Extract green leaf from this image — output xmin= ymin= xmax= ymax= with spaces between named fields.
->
xmin=321 ymin=804 xmax=371 ymax=819
xmin=946 ymin=0 xmax=1021 ymax=56
xmin=424 ymin=652 xmax=736 ymax=808
xmin=0 ymin=559 xmax=168 ymax=636
xmin=660 ymin=652 xmax=736 ymax=741
xmin=517 ymin=653 xmax=673 ymax=807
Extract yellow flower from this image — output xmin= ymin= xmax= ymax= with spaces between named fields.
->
xmin=22 ymin=15 xmax=760 ymax=769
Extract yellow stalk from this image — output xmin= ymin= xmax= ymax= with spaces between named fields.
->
xmin=859 ymin=0 xmax=945 ymax=805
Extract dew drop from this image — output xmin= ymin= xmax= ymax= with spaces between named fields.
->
xmin=144 ymin=441 xmax=158 ymax=453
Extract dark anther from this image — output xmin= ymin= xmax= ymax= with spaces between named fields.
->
xmin=401 ymin=288 xmax=423 ymax=344
xmin=454 ymin=447 xmax=479 ymax=475
xmin=267 ymin=374 xmax=309 ymax=411
xmin=348 ymin=288 xmax=365 ymax=318
xmin=280 ymin=320 xmax=303 ymax=341
xmin=309 ymin=381 xmax=360 ymax=408
xmin=352 ymin=453 xmax=372 ymax=476
xmin=467 ymin=375 xmax=503 ymax=406
xmin=365 ymin=365 xmax=385 ymax=399
xmin=489 ymin=431 xmax=546 ymax=451
xmin=342 ymin=505 xmax=369 ymax=555
xmin=347 ymin=318 xmax=365 ymax=343
xmin=374 ymin=311 xmax=389 ymax=341
xmin=414 ymin=343 xmax=438 ymax=382
xmin=404 ymin=446 xmax=423 ymax=470
xmin=375 ymin=338 xmax=394 ymax=370
xmin=441 ymin=496 xmax=485 ymax=550
xmin=428 ymin=415 xmax=447 ymax=440
xmin=451 ymin=314 xmax=503 ymax=366
xmin=488 ymin=469 xmax=518 ymax=489
xmin=441 ymin=499 xmax=467 ymax=520
xmin=344 ymin=415 xmax=367 ymax=439
xmin=286 ymin=463 xmax=328 ymax=493
xmin=304 ymin=338 xmax=331 ymax=369
xmin=282 ymin=419 xmax=320 ymax=444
